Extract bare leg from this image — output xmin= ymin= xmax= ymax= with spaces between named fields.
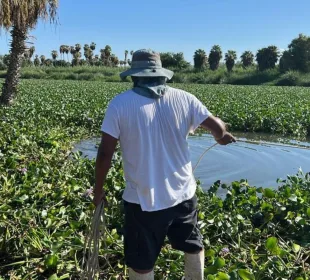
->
xmin=129 ymin=268 xmax=154 ymax=280
xmin=184 ymin=249 xmax=205 ymax=280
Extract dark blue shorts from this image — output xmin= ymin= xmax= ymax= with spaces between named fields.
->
xmin=123 ymin=195 xmax=203 ymax=270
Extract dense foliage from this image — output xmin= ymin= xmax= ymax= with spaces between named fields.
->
xmin=256 ymin=46 xmax=280 ymax=71
xmin=194 ymin=49 xmax=208 ymax=70
xmin=280 ymin=34 xmax=310 ymax=73
xmin=1 ymin=81 xmax=310 ymax=279
xmin=209 ymin=45 xmax=223 ymax=71
xmin=240 ymin=51 xmax=254 ymax=69
xmin=160 ymin=52 xmax=190 ymax=69
xmin=225 ymin=51 xmax=237 ymax=72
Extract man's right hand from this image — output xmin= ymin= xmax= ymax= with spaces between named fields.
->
xmin=200 ymin=116 xmax=236 ymax=145
xmin=215 ymin=132 xmax=236 ymax=145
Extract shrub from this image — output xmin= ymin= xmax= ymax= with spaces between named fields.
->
xmin=276 ymin=71 xmax=302 ymax=86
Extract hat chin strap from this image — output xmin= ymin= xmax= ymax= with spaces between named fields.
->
xmin=184 ymin=250 xmax=205 ymax=280
xmin=129 ymin=268 xmax=154 ymax=280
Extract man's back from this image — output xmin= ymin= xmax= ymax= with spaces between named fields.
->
xmin=101 ymin=86 xmax=211 ymax=211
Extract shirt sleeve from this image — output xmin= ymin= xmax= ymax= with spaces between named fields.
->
xmin=189 ymin=95 xmax=212 ymax=133
xmin=101 ymin=103 xmax=120 ymax=139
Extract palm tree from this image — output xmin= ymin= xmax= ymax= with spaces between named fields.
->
xmin=209 ymin=45 xmax=223 ymax=71
xmin=34 ymin=55 xmax=40 ymax=67
xmin=130 ymin=50 xmax=134 ymax=57
xmin=70 ymin=46 xmax=75 ymax=62
xmin=90 ymin=42 xmax=96 ymax=51
xmin=64 ymin=45 xmax=69 ymax=62
xmin=84 ymin=44 xmax=90 ymax=61
xmin=59 ymin=45 xmax=65 ymax=60
xmin=40 ymin=55 xmax=46 ymax=66
xmin=72 ymin=51 xmax=81 ymax=66
xmin=225 ymin=50 xmax=237 ymax=72
xmin=29 ymin=46 xmax=35 ymax=60
xmin=104 ymin=45 xmax=112 ymax=59
xmin=0 ymin=0 xmax=58 ymax=105
xmin=75 ymin=44 xmax=81 ymax=53
xmin=193 ymin=49 xmax=207 ymax=70
xmin=51 ymin=50 xmax=58 ymax=62
xmin=240 ymin=51 xmax=254 ymax=68
xmin=125 ymin=50 xmax=129 ymax=66
xmin=256 ymin=46 xmax=279 ymax=71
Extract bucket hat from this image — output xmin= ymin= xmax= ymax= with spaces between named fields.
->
xmin=120 ymin=49 xmax=174 ymax=80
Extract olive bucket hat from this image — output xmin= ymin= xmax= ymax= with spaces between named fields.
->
xmin=120 ymin=49 xmax=174 ymax=80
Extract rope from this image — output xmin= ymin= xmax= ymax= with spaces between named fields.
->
xmin=192 ymin=137 xmax=310 ymax=173
xmin=193 ymin=143 xmax=218 ymax=172
xmin=235 ymin=138 xmax=310 ymax=150
xmin=81 ymin=201 xmax=105 ymax=280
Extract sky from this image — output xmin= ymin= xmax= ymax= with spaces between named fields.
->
xmin=0 ymin=0 xmax=310 ymax=63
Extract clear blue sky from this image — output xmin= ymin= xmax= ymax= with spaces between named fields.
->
xmin=1 ymin=0 xmax=310 ymax=63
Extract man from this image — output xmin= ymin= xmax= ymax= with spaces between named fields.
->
xmin=94 ymin=49 xmax=236 ymax=280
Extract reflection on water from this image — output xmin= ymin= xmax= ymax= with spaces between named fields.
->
xmin=73 ymin=133 xmax=310 ymax=191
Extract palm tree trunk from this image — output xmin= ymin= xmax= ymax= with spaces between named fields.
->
xmin=0 ymin=26 xmax=27 ymax=105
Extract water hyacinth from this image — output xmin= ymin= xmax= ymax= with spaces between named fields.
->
xmin=18 ymin=167 xmax=28 ymax=174
xmin=83 ymin=187 xmax=93 ymax=198
xmin=1 ymin=80 xmax=310 ymax=279
xmin=219 ymin=247 xmax=230 ymax=256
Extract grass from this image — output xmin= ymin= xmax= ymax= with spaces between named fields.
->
xmin=1 ymin=80 xmax=310 ymax=278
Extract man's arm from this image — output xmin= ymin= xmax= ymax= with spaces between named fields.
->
xmin=200 ymin=115 xmax=236 ymax=145
xmin=93 ymin=132 xmax=118 ymax=207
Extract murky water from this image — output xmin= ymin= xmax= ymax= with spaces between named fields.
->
xmin=73 ymin=133 xmax=310 ymax=190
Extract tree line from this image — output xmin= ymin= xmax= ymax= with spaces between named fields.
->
xmin=162 ymin=34 xmax=310 ymax=74
xmin=3 ymin=34 xmax=309 ymax=77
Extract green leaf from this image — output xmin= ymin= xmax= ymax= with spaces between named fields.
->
xmin=266 ymin=237 xmax=278 ymax=251
xmin=205 ymin=249 xmax=216 ymax=257
xmin=307 ymin=208 xmax=310 ymax=217
xmin=236 ymin=214 xmax=244 ymax=220
xmin=41 ymin=209 xmax=48 ymax=218
xmin=261 ymin=202 xmax=273 ymax=211
xmin=205 ymin=265 xmax=218 ymax=275
xmin=59 ymin=206 xmax=66 ymax=215
xmin=214 ymin=257 xmax=225 ymax=268
xmin=238 ymin=269 xmax=255 ymax=280
xmin=263 ymin=188 xmax=275 ymax=198
xmin=48 ymin=274 xmax=58 ymax=280
xmin=292 ymin=243 xmax=301 ymax=253
xmin=216 ymin=272 xmax=230 ymax=280
xmin=19 ymin=194 xmax=29 ymax=201
xmin=289 ymin=194 xmax=298 ymax=202
xmin=44 ymin=254 xmax=58 ymax=269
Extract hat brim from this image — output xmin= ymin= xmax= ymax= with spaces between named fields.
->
xmin=120 ymin=67 xmax=174 ymax=80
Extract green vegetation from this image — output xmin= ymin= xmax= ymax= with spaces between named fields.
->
xmin=209 ymin=45 xmax=223 ymax=71
xmin=1 ymin=80 xmax=310 ymax=279
xmin=2 ymin=65 xmax=310 ymax=87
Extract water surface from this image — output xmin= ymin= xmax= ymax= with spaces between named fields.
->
xmin=73 ymin=133 xmax=310 ymax=190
